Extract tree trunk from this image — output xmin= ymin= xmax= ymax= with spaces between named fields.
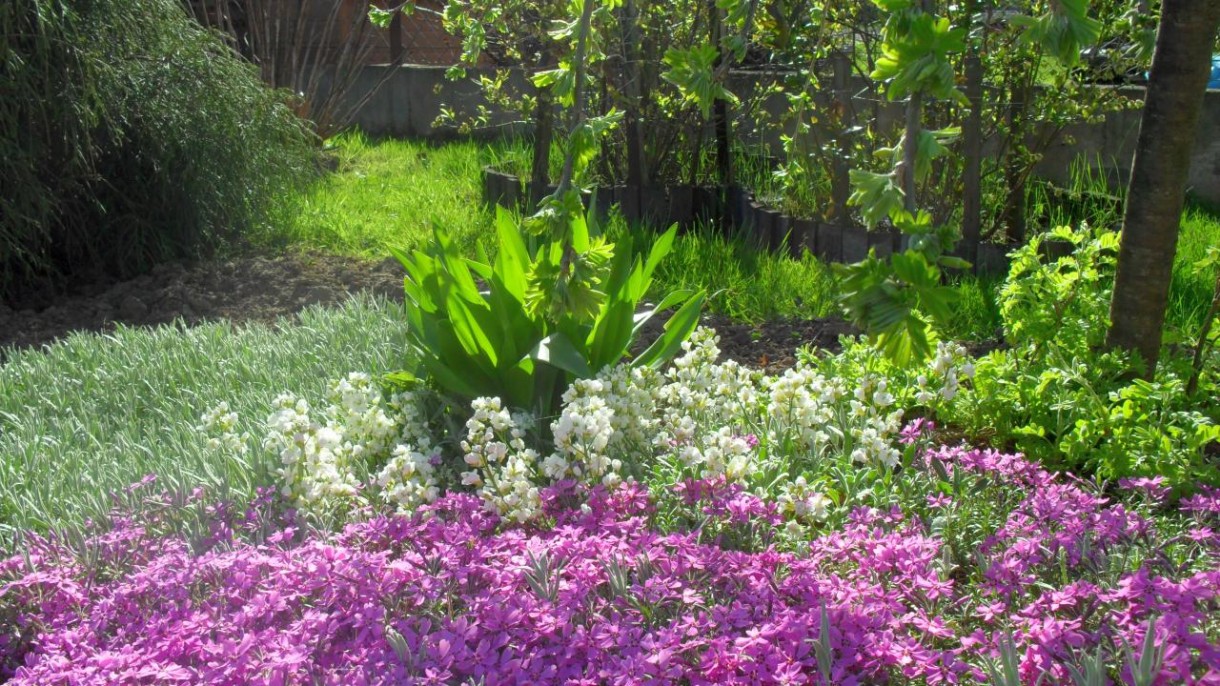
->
xmin=900 ymin=92 xmax=921 ymax=215
xmin=1106 ymin=0 xmax=1220 ymax=375
xmin=530 ymin=86 xmax=555 ymax=210
xmin=621 ymin=0 xmax=647 ymax=191
xmin=711 ymin=2 xmax=733 ymax=188
xmin=960 ymin=0 xmax=982 ymax=267
xmin=1002 ymin=79 xmax=1029 ymax=244
xmin=898 ymin=0 xmax=931 ymax=223
xmin=830 ymin=52 xmax=853 ymax=225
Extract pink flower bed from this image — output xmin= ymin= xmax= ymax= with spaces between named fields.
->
xmin=2 ymin=447 xmax=1219 ymax=685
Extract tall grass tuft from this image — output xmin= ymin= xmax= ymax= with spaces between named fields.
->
xmin=1 ymin=0 xmax=315 ymax=303
xmin=612 ymin=219 xmax=840 ymax=323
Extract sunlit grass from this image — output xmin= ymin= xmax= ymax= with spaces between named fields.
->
xmin=626 ymin=222 xmax=839 ymax=323
xmin=279 ymin=132 xmax=491 ymax=258
xmin=1168 ymin=202 xmax=1220 ymax=337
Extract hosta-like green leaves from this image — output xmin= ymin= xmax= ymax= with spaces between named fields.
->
xmin=394 ymin=208 xmax=702 ymax=416
xmin=532 ymin=331 xmax=594 ymax=378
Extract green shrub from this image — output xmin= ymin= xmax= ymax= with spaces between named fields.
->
xmin=0 ymin=0 xmax=313 ymax=301
xmin=944 ymin=225 xmax=1220 ymax=489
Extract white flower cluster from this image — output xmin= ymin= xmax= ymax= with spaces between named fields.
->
xmin=597 ymin=364 xmax=660 ymax=450
xmin=673 ymin=426 xmax=756 ymax=481
xmin=535 ymin=328 xmax=924 ymax=485
xmin=778 ymin=476 xmax=832 ymax=522
xmin=375 ymin=444 xmax=439 ymax=513
xmin=846 ymin=376 xmax=905 ymax=469
xmin=321 ymin=373 xmax=441 ymax=513
xmin=238 ymin=327 xmax=976 ymax=526
xmin=767 ymin=366 xmax=845 ymax=454
xmin=650 ymin=329 xmax=763 ymax=481
xmin=548 ymin=378 xmax=623 ymax=487
xmin=461 ymin=397 xmax=541 ymax=523
xmin=915 ymin=342 xmax=975 ymax=405
xmin=777 ymin=476 xmax=834 ymax=537
xmin=199 ymin=401 xmax=249 ymax=455
xmin=249 ymin=373 xmax=438 ymax=517
xmin=655 ymin=328 xmax=761 ymax=435
xmin=263 ymin=393 xmax=364 ymax=513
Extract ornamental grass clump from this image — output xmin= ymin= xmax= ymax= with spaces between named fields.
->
xmin=2 ymin=0 xmax=313 ymax=300
xmin=2 ymin=446 xmax=1218 ymax=684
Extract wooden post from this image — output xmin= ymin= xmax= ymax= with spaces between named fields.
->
xmin=830 ymin=52 xmax=853 ymax=226
xmin=388 ymin=4 xmax=403 ymax=65
xmin=961 ymin=0 xmax=982 ymax=268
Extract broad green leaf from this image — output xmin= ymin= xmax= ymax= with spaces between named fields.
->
xmin=445 ymin=290 xmax=498 ymax=370
xmin=532 ymin=331 xmax=593 ymax=378
xmin=588 ymin=298 xmax=635 ymax=372
xmin=493 ymin=207 xmax=531 ymax=303
xmin=465 ymin=258 xmax=493 ymax=281
xmin=433 ymin=227 xmax=483 ymax=304
xmin=634 ymin=291 xmax=706 ymax=368
xmin=641 ymin=225 xmax=677 ymax=286
xmin=419 ymin=354 xmax=486 ymax=400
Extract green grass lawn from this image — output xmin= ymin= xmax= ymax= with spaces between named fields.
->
xmin=1169 ymin=202 xmax=1220 ymax=335
xmin=278 ymin=132 xmax=490 ymax=258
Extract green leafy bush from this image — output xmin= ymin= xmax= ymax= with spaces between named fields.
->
xmin=944 ymin=225 xmax=1220 ymax=488
xmin=392 ymin=206 xmax=704 ymax=417
xmin=1 ymin=0 xmax=313 ymax=301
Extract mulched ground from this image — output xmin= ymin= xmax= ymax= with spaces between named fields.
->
xmin=0 ymin=251 xmax=859 ymax=369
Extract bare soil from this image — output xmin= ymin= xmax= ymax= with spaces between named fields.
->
xmin=0 ymin=249 xmax=858 ymax=369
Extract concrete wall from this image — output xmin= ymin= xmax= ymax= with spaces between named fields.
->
xmin=346 ymin=65 xmax=533 ymax=139
xmin=345 ymin=65 xmax=1220 ymax=205
xmin=1035 ymin=87 xmax=1220 ymax=205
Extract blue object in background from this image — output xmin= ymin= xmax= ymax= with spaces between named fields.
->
xmin=1211 ymin=55 xmax=1220 ymax=89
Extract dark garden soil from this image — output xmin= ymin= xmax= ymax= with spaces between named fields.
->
xmin=0 ymin=250 xmax=405 ymax=358
xmin=0 ymin=249 xmax=863 ymax=370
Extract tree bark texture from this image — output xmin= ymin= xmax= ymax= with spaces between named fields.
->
xmin=1106 ymin=0 xmax=1220 ymax=374
xmin=960 ymin=0 xmax=982 ymax=266
xmin=530 ymin=86 xmax=555 ymax=210
xmin=1002 ymin=80 xmax=1029 ymax=244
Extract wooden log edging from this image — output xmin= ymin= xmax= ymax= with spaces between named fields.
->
xmin=480 ymin=166 xmax=1013 ymax=275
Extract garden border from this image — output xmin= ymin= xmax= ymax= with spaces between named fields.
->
xmin=481 ymin=167 xmax=1013 ymax=274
